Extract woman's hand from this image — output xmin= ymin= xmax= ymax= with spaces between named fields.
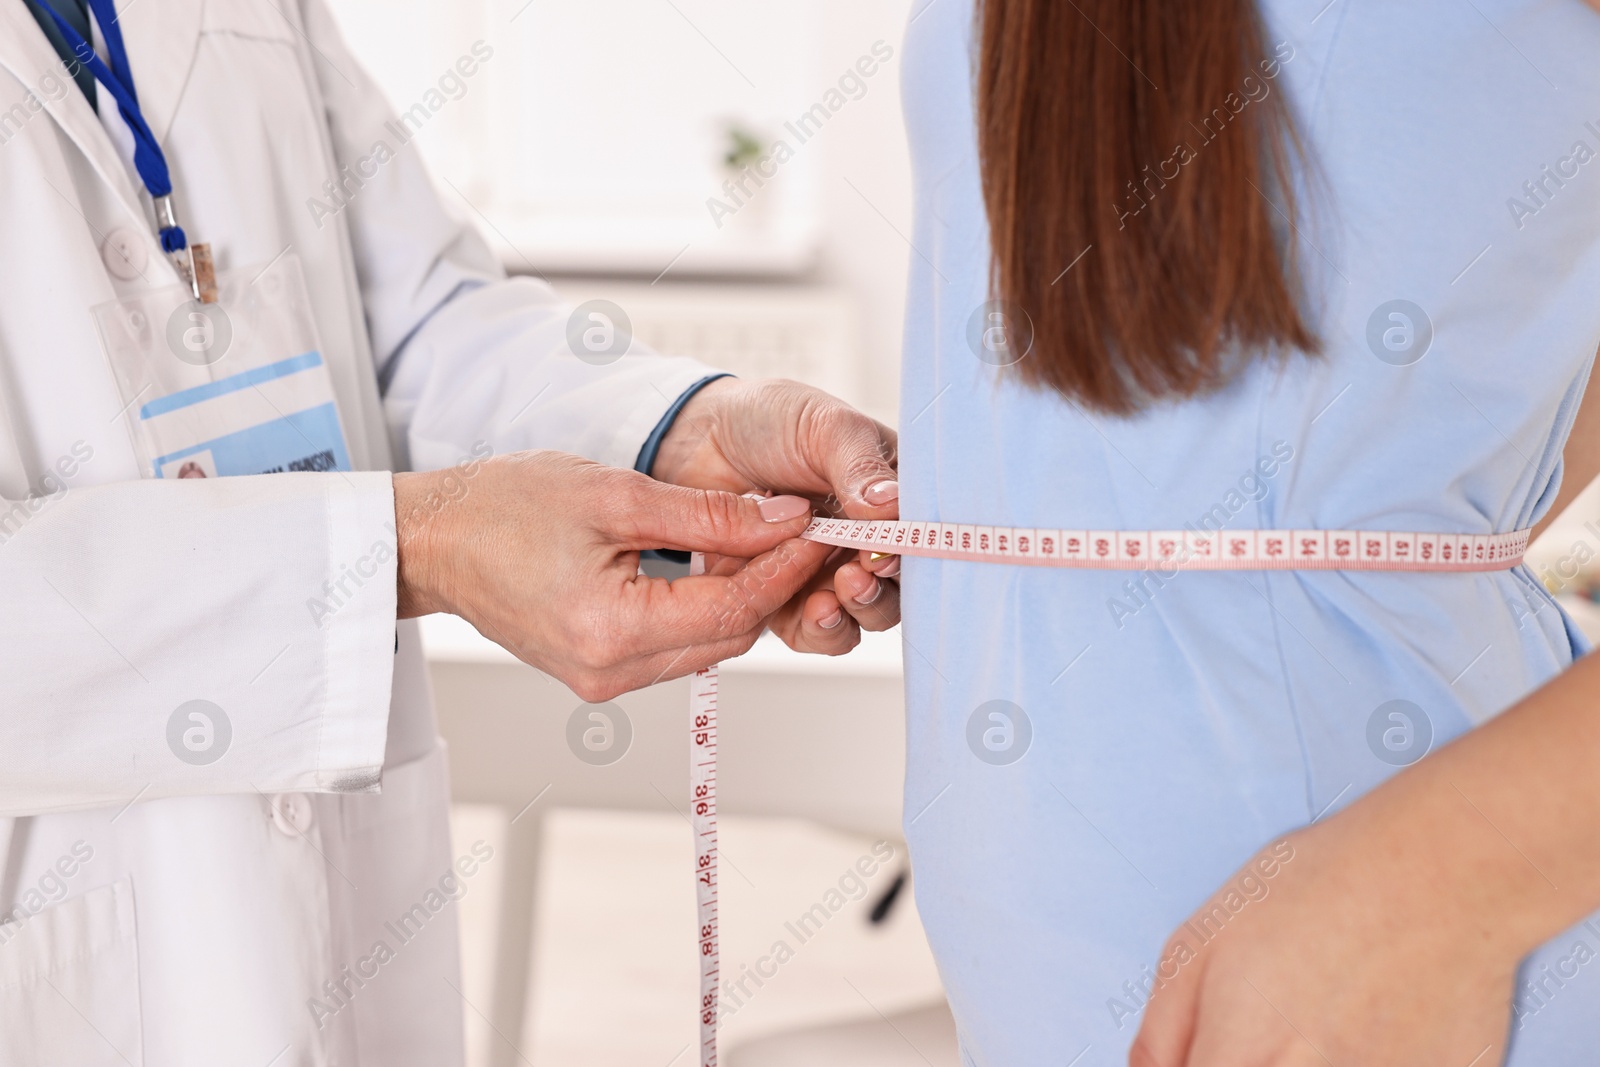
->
xmin=1130 ymin=817 xmax=1521 ymax=1067
xmin=1131 ymin=653 xmax=1600 ymax=1067
xmin=393 ymin=450 xmax=831 ymax=701
xmin=650 ymin=377 xmax=902 ymax=655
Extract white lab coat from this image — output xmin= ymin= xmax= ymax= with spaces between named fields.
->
xmin=0 ymin=2 xmax=712 ymax=1063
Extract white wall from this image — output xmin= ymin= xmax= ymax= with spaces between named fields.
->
xmin=807 ymin=0 xmax=916 ymax=424
xmin=323 ymin=0 xmax=916 ymax=423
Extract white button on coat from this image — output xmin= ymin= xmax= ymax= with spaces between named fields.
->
xmin=269 ymin=793 xmax=314 ymax=836
xmin=99 ymin=227 xmax=148 ymax=280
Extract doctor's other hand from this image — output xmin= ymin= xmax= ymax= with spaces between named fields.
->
xmin=1129 ymin=812 xmax=1518 ymax=1067
xmin=392 ymin=451 xmax=830 ymax=702
xmin=650 ymin=377 xmax=901 ymax=654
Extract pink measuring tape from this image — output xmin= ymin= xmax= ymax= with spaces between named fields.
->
xmin=688 ymin=664 xmax=719 ymax=1065
xmin=686 ymin=516 xmax=1531 ymax=1063
xmin=800 ymin=518 xmax=1532 ymax=572
xmin=687 ymin=554 xmax=720 ymax=1067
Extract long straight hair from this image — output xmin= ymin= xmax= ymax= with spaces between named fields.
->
xmin=976 ymin=0 xmax=1318 ymax=414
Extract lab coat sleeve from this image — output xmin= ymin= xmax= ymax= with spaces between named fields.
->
xmin=300 ymin=0 xmax=724 ymax=475
xmin=0 ymin=473 xmax=399 ymax=816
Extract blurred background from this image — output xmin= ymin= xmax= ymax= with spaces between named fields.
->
xmin=320 ymin=2 xmax=946 ymax=1066
xmin=322 ymin=2 xmax=1600 ymax=1065
xmin=328 ymin=0 xmax=911 ymax=426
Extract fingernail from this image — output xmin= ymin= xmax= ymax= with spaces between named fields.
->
xmin=818 ymin=609 xmax=844 ymax=630
xmin=758 ymin=495 xmax=810 ymax=523
xmin=865 ymin=480 xmax=899 ymax=506
xmin=879 ymin=556 xmax=901 ymax=578
xmin=856 ymin=579 xmax=883 ymax=606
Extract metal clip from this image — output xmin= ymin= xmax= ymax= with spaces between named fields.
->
xmin=151 ymin=195 xmax=216 ymax=303
xmin=167 ymin=249 xmax=194 ymax=291
xmin=152 ymin=194 xmax=178 ymax=234
xmin=188 ymin=243 xmax=218 ymax=304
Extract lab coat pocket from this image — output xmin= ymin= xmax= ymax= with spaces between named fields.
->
xmin=91 ymin=253 xmax=352 ymax=481
xmin=0 ymin=878 xmax=142 ymax=1066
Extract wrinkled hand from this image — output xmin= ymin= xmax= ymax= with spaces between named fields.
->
xmin=1131 ymin=813 xmax=1520 ymax=1067
xmin=650 ymin=377 xmax=901 ymax=655
xmin=393 ymin=451 xmax=831 ymax=701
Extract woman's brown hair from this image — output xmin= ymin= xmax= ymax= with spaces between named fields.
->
xmin=977 ymin=0 xmax=1318 ymax=414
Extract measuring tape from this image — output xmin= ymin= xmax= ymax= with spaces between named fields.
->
xmin=685 ymin=516 xmax=1530 ymax=1061
xmin=800 ymin=518 xmax=1532 ymax=572
xmin=689 ymin=666 xmax=718 ymax=1065
xmin=688 ymin=553 xmax=720 ymax=1067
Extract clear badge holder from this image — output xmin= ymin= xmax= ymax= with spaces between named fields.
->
xmin=93 ymin=253 xmax=352 ymax=480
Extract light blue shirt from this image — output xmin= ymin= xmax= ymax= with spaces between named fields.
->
xmin=898 ymin=2 xmax=1600 ymax=1063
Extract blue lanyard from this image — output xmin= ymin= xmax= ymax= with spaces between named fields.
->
xmin=36 ymin=0 xmax=187 ymax=254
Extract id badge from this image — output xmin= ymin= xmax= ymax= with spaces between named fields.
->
xmin=93 ymin=253 xmax=352 ymax=480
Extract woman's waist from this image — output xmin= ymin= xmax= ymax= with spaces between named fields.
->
xmin=905 ymin=561 xmax=1572 ymax=697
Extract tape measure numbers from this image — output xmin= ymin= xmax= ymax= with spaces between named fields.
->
xmin=688 ymin=551 xmax=719 ymax=1067
xmin=801 ymin=518 xmax=1532 ymax=572
xmin=685 ymin=517 xmax=1530 ymax=1060
xmin=689 ymin=664 xmax=719 ymax=1067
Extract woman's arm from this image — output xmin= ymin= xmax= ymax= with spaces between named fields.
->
xmin=1132 ymin=648 xmax=1600 ymax=1066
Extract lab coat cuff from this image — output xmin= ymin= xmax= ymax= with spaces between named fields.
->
xmin=596 ymin=357 xmax=724 ymax=471
xmin=314 ymin=471 xmax=399 ymax=792
xmin=634 ymin=374 xmax=734 ymax=476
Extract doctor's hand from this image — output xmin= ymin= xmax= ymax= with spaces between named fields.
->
xmin=649 ymin=377 xmax=901 ymax=655
xmin=392 ymin=451 xmax=831 ymax=701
